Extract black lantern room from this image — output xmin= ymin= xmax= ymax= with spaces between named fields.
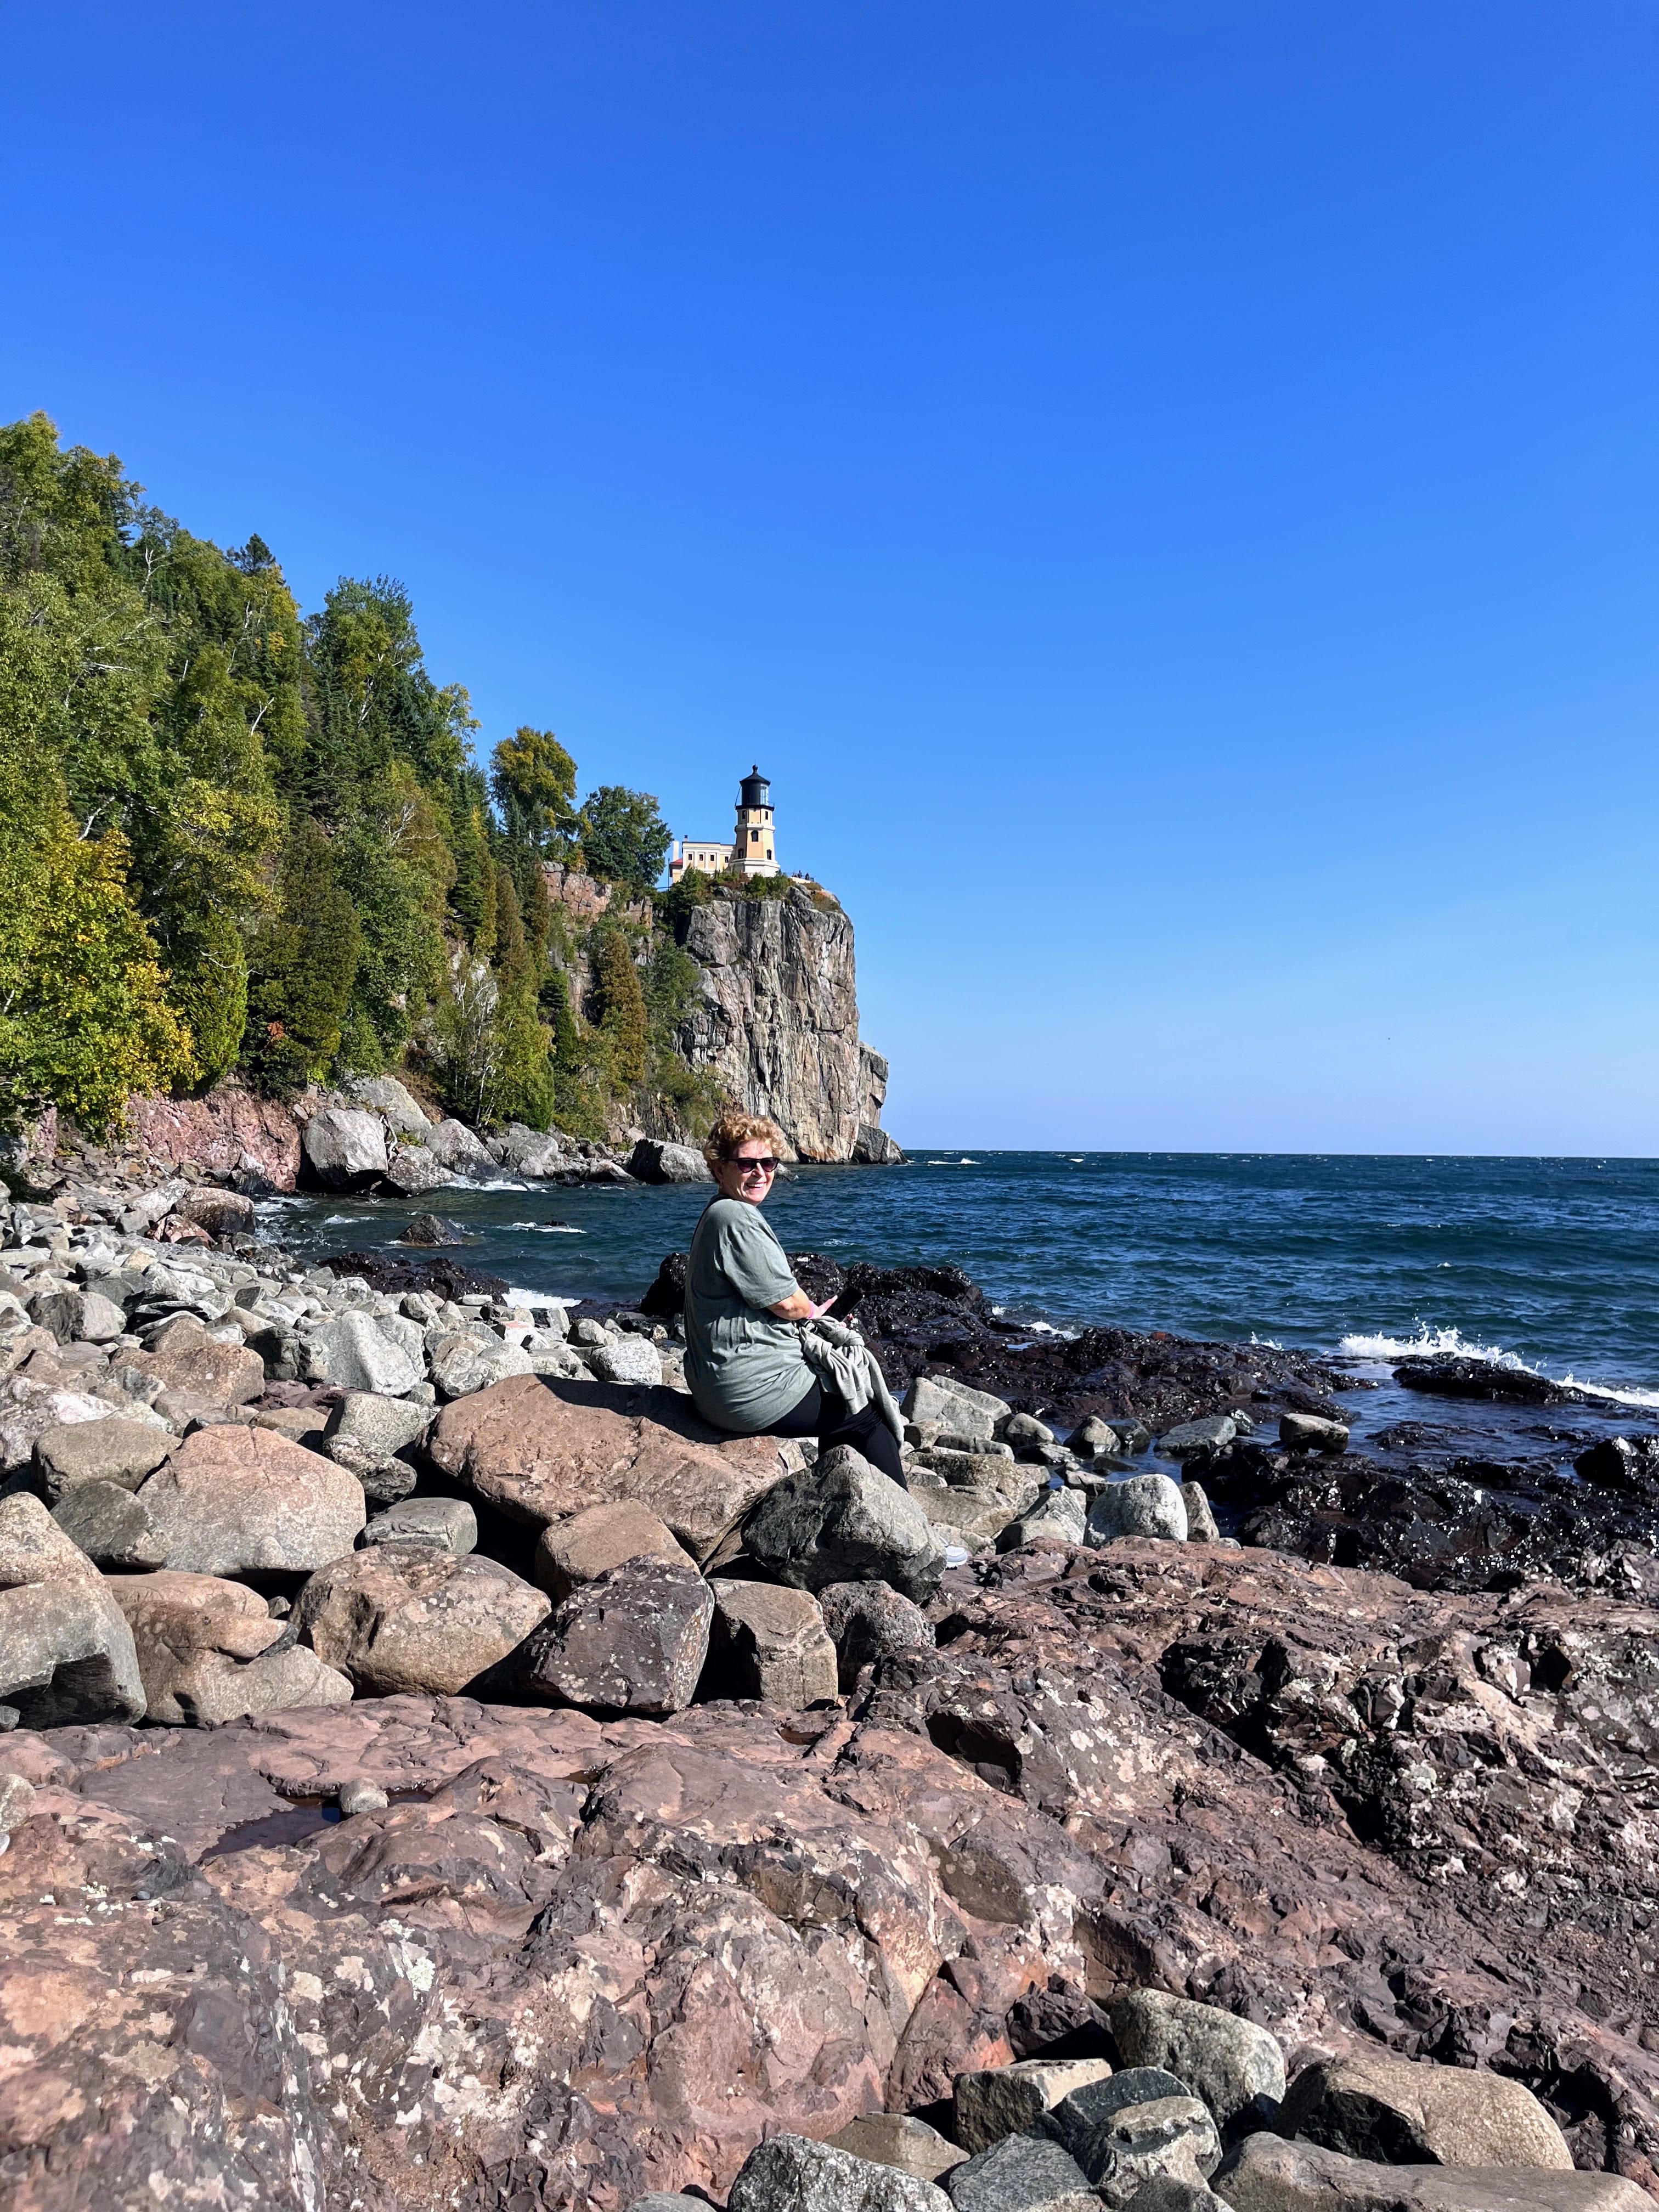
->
xmin=738 ymin=766 xmax=771 ymax=810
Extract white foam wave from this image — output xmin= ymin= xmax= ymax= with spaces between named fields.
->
xmin=1338 ymin=1325 xmax=1659 ymax=1412
xmin=509 ymin=1222 xmax=585 ymax=1235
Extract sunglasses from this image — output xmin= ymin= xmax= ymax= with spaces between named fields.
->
xmin=730 ymin=1156 xmax=780 ymax=1175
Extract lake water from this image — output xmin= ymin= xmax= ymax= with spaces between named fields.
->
xmin=268 ymin=1150 xmax=1659 ymax=1406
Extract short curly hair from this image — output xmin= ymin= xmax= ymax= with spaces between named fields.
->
xmin=703 ymin=1110 xmax=787 ymax=1175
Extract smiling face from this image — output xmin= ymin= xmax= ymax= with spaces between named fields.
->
xmin=715 ymin=1138 xmax=778 ymax=1205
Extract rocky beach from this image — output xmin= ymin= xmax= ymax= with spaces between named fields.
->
xmin=1 ymin=1105 xmax=1657 ymax=2212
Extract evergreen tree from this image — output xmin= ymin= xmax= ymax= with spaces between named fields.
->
xmin=244 ymin=817 xmax=361 ymax=1091
xmin=591 ymin=923 xmax=648 ymax=1087
xmin=489 ymin=867 xmax=556 ymax=1128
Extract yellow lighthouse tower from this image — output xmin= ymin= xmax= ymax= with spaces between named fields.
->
xmin=732 ymin=765 xmax=781 ymax=879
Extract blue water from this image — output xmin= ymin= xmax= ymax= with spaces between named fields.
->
xmin=270 ymin=1152 xmax=1659 ymax=1402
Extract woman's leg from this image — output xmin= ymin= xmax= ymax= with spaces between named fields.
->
xmin=816 ymin=1389 xmax=908 ymax=1489
xmin=767 ymin=1382 xmax=824 ymax=1438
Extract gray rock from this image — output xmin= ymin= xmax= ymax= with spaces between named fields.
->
xmin=362 ymin=1497 xmax=478 ymax=1554
xmin=518 ymin=1557 xmax=714 ymax=1716
xmin=1274 ymin=2050 xmax=1572 ymax=2171
xmin=382 ymin=1147 xmax=457 ymax=1197
xmin=0 ymin=1496 xmax=146 ymax=1725
xmin=1068 ymin=1414 xmax=1121 ymax=1456
xmin=1088 ymin=1474 xmax=1189 ymax=1544
xmin=494 ymin=1124 xmax=571 ymax=1178
xmin=0 ymin=1390 xmax=115 ymax=1477
xmin=1156 ymin=1417 xmax=1237 ymax=1458
xmin=829 ymin=2114 xmax=961 ymax=2185
xmin=137 ymin=1425 xmax=366 ymax=1577
xmin=569 ymin=1317 xmax=610 ymax=1347
xmin=956 ymin=2057 xmax=1116 ymax=2152
xmin=707 ymin=1578 xmax=839 ymax=1706
xmin=1181 ymin=1483 xmax=1221 ymax=1544
xmin=340 ymin=1074 xmax=432 ymax=1136
xmin=297 ymin=1544 xmax=550 ymax=1696
xmin=29 ymin=1287 xmax=127 ymax=1344
xmin=322 ymin=1391 xmax=431 ymax=1501
xmin=1042 ymin=2072 xmax=1221 ymax=2204
xmin=627 ymin=1139 xmax=714 ymax=1184
xmin=1121 ymin=2184 xmax=1225 ymax=2212
xmin=904 ymin=1374 xmax=1010 ymax=1442
xmin=0 ymin=1770 xmax=36 ymax=1830
xmin=424 ymin=1118 xmax=496 ymax=1174
xmin=301 ymin=1312 xmax=423 ymax=1396
xmin=730 ymin=2131 xmax=951 ymax=2211
xmin=35 ymin=1418 xmax=172 ymax=1498
xmin=51 ymin=1480 xmax=166 ymax=1571
xmin=999 ymin=1412 xmax=1056 ymax=1450
xmin=1110 ymin=1990 xmax=1285 ymax=2130
xmin=999 ymin=1487 xmax=1089 ymax=1550
xmin=744 ymin=1443 xmax=948 ymax=1602
xmin=625 ymin=2198 xmax=709 ymax=2212
xmin=1278 ymin=1412 xmax=1350 ymax=1454
xmin=946 ymin=2131 xmax=1100 ymax=2211
xmin=533 ymin=1499 xmax=690 ymax=1600
xmin=106 ymin=1569 xmax=352 ymax=1725
xmin=174 ymin=1188 xmax=259 ymax=1241
xmin=337 ymin=1777 xmax=389 ymax=1815
xmin=584 ymin=1335 xmax=664 ymax=1387
xmin=817 ymin=1578 xmax=935 ymax=1687
xmin=1211 ymin=2134 xmax=1647 ymax=2212
xmin=428 ymin=1330 xmax=535 ymax=1398
xmin=302 ymin=1107 xmax=389 ymax=1190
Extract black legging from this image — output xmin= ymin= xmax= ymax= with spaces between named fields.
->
xmin=770 ymin=1380 xmax=907 ymax=1489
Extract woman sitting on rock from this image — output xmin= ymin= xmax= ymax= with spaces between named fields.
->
xmin=683 ymin=1110 xmax=907 ymax=1487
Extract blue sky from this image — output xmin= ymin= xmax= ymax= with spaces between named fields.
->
xmin=4 ymin=3 xmax=1656 ymax=1153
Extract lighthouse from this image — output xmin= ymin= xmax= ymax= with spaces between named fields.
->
xmin=732 ymin=766 xmax=780 ymax=878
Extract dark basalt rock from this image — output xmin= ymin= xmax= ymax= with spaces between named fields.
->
xmin=320 ymin=1248 xmax=510 ymax=1301
xmin=395 ymin=1212 xmax=465 ymax=1247
xmin=1394 ymin=1356 xmax=1591 ymax=1407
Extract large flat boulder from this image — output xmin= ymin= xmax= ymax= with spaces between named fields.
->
xmin=123 ymin=1313 xmax=266 ymax=1406
xmin=1110 ymin=1991 xmax=1285 ymax=2130
xmin=301 ymin=1105 xmax=388 ymax=1189
xmin=427 ymin=1374 xmax=785 ymax=1561
xmin=1213 ymin=2135 xmax=1647 ymax=2212
xmin=137 ymin=1425 xmax=366 ymax=1576
xmin=743 ymin=1444 xmax=947 ymax=1601
xmin=1276 ymin=2051 xmax=1572 ymax=2171
xmin=296 ymin=1544 xmax=550 ymax=1695
xmin=729 ymin=2132 xmax=950 ymax=2211
xmin=35 ymin=1417 xmax=172 ymax=1498
xmin=300 ymin=1312 xmax=424 ymax=1396
xmin=106 ymin=1570 xmax=352 ymax=1725
xmin=534 ymin=1498 xmax=692 ymax=1600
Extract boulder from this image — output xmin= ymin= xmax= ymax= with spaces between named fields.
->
xmin=1000 ymin=1412 xmax=1056 ymax=1451
xmin=533 ymin=1499 xmax=691 ymax=1600
xmin=51 ymin=1480 xmax=167 ymax=1571
xmin=383 ymin=1147 xmax=457 ymax=1197
xmin=517 ymin=1557 xmax=713 ymax=1716
xmin=1156 ymin=1417 xmax=1237 ymax=1458
xmin=29 ymin=1286 xmax=127 ymax=1343
xmin=427 ymin=1330 xmax=536 ymax=1399
xmin=323 ymin=1391 xmax=431 ymax=1496
xmin=0 ymin=1387 xmax=114 ymax=1476
xmin=1110 ymin=1991 xmax=1285 ymax=2131
xmin=904 ymin=1374 xmax=1010 ymax=1443
xmin=729 ymin=2132 xmax=951 ymax=2212
xmin=361 ymin=1497 xmax=478 ymax=1553
xmin=137 ymin=1425 xmax=366 ymax=1576
xmin=818 ymin=1578 xmax=935 ymax=1686
xmin=707 ymin=1578 xmax=839 ymax=1706
xmin=945 ymin=2132 xmax=1101 ymax=2212
xmin=915 ymin=1476 xmax=1035 ymax=1548
xmin=34 ymin=1417 xmax=172 ymax=1497
xmin=0 ymin=1494 xmax=145 ymax=1725
xmin=426 ymin=1373 xmax=784 ymax=1561
xmin=1274 ymin=2051 xmax=1572 ymax=2171
xmin=1181 ymin=1484 xmax=1221 ymax=1544
xmin=397 ymin=1210 xmax=466 ymax=1246
xmin=1000 ymin=1488 xmax=1089 ymax=1551
xmin=301 ymin=1312 xmax=424 ymax=1396
xmin=340 ymin=1074 xmax=432 ymax=1135
xmin=424 ymin=1118 xmax=496 ymax=1174
xmin=1088 ymin=1475 xmax=1188 ymax=1545
xmin=106 ymin=1570 xmax=352 ymax=1725
xmin=175 ymin=1188 xmax=259 ymax=1241
xmin=1211 ymin=2135 xmax=1646 ymax=2212
xmin=1069 ymin=1414 xmax=1122 ymax=1457
xmin=584 ymin=1336 xmax=665 ymax=1389
xmin=1042 ymin=2072 xmax=1221 ymax=2205
xmin=297 ymin=1545 xmax=550 ymax=1696
xmin=302 ymin=1105 xmax=389 ymax=1189
xmin=829 ymin=2115 xmax=961 ymax=2186
xmin=337 ymin=1778 xmax=389 ymax=1815
xmin=1278 ymin=1413 xmax=1350 ymax=1454
xmin=494 ymin=1123 xmax=572 ymax=1177
xmin=956 ymin=2057 xmax=1116 ymax=2152
xmin=744 ymin=1444 xmax=948 ymax=1601
xmin=627 ymin=1139 xmax=713 ymax=1185
xmin=125 ymin=1313 xmax=266 ymax=1405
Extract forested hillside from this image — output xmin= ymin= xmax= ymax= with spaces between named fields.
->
xmin=0 ymin=412 xmax=727 ymax=1145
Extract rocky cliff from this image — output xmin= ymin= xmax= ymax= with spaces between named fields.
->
xmin=672 ymin=885 xmax=898 ymax=1163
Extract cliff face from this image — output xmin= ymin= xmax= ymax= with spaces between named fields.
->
xmin=673 ymin=887 xmax=894 ymax=1162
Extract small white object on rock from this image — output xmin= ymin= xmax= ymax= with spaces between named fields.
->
xmin=337 ymin=1778 xmax=389 ymax=1817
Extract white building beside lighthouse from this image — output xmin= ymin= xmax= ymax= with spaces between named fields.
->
xmin=669 ymin=766 xmax=784 ymax=884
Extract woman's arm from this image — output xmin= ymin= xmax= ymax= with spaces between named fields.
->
xmin=768 ymin=1290 xmax=826 ymax=1321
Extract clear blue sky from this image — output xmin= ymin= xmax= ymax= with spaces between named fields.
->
xmin=4 ymin=4 xmax=1655 ymax=1154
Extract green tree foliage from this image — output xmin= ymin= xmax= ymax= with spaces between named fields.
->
xmin=590 ymin=922 xmax=648 ymax=1086
xmin=491 ymin=726 xmax=577 ymax=852
xmin=244 ymin=817 xmax=362 ymax=1092
xmin=577 ymin=785 xmax=671 ymax=891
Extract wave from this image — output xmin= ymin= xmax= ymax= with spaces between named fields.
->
xmin=1339 ymin=1325 xmax=1659 ymax=1413
xmin=509 ymin=1222 xmax=585 ymax=1235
